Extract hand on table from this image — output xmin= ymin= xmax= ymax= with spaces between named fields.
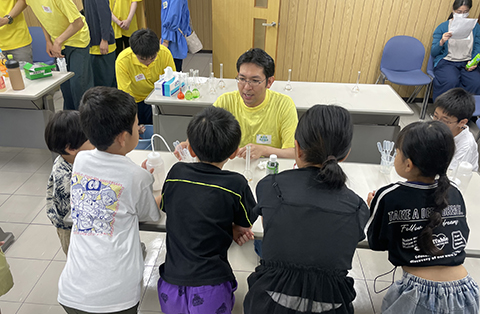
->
xmin=237 ymin=144 xmax=265 ymax=160
xmin=232 ymin=224 xmax=254 ymax=246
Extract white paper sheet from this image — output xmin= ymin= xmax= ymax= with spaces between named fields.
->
xmin=450 ymin=18 xmax=478 ymax=39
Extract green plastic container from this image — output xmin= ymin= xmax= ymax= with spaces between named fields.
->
xmin=23 ymin=62 xmax=56 ymax=80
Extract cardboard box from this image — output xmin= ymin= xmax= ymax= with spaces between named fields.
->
xmin=23 ymin=62 xmax=56 ymax=80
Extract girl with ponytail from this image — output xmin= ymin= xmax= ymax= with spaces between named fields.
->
xmin=368 ymin=121 xmax=479 ymax=313
xmin=244 ymin=105 xmax=370 ymax=314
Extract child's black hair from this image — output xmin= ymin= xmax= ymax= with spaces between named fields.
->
xmin=295 ymin=105 xmax=353 ymax=189
xmin=434 ymin=87 xmax=475 ymax=122
xmin=448 ymin=0 xmax=472 ymax=19
xmin=44 ymin=110 xmax=88 ymax=155
xmin=236 ymin=48 xmax=275 ymax=83
xmin=79 ymin=87 xmax=137 ymax=151
xmin=396 ymin=121 xmax=455 ymax=256
xmin=129 ymin=28 xmax=160 ymax=58
xmin=187 ymin=107 xmax=241 ymax=163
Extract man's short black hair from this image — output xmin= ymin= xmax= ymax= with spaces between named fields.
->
xmin=434 ymin=87 xmax=475 ymax=121
xmin=187 ymin=107 xmax=241 ymax=163
xmin=236 ymin=48 xmax=275 ymax=79
xmin=79 ymin=87 xmax=137 ymax=151
xmin=44 ymin=110 xmax=88 ymax=155
xmin=129 ymin=28 xmax=160 ymax=58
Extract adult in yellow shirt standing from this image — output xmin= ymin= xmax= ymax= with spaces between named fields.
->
xmin=214 ymin=48 xmax=298 ymax=159
xmin=21 ymin=0 xmax=93 ymax=110
xmin=116 ymin=28 xmax=175 ymax=125
xmin=0 ymin=0 xmax=32 ymax=63
xmin=111 ymin=0 xmax=141 ymax=58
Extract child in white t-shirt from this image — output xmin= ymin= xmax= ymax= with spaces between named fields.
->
xmin=57 ymin=86 xmax=162 ymax=314
xmin=432 ymin=87 xmax=478 ymax=171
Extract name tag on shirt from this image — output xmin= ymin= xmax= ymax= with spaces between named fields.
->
xmin=256 ymin=134 xmax=272 ymax=145
xmin=135 ymin=74 xmax=145 ymax=82
xmin=42 ymin=5 xmax=52 ymax=13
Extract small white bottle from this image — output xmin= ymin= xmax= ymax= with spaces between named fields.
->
xmin=146 ymin=151 xmax=166 ymax=191
xmin=456 ymin=161 xmax=473 ymax=192
xmin=266 ymin=154 xmax=279 ymax=175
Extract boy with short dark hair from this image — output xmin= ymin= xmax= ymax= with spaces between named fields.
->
xmin=57 ymin=86 xmax=161 ymax=314
xmin=158 ymin=106 xmax=258 ymax=314
xmin=116 ymin=28 xmax=175 ymax=124
xmin=433 ymin=87 xmax=478 ymax=171
xmin=45 ymin=110 xmax=94 ymax=256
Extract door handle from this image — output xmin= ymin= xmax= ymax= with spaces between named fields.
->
xmin=262 ymin=21 xmax=276 ymax=27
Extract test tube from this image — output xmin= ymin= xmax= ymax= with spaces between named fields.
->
xmin=244 ymin=145 xmax=253 ymax=182
xmin=284 ymin=69 xmax=292 ymax=91
xmin=218 ymin=63 xmax=226 ymax=89
xmin=209 ymin=72 xmax=216 ymax=94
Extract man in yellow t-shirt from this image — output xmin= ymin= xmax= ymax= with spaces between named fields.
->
xmin=22 ymin=0 xmax=93 ymax=110
xmin=0 ymin=0 xmax=32 ymax=63
xmin=214 ymin=48 xmax=298 ymax=159
xmin=116 ymin=28 xmax=175 ymax=124
xmin=111 ymin=0 xmax=141 ymax=57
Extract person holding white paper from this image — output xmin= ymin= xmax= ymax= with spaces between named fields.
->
xmin=431 ymin=0 xmax=480 ymax=101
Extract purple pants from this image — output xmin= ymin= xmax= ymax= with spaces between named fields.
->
xmin=157 ymin=278 xmax=237 ymax=314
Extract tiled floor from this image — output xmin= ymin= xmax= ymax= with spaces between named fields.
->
xmin=2 ymin=53 xmax=480 ymax=314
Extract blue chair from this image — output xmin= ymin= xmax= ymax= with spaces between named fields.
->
xmin=376 ymin=36 xmax=432 ymax=116
xmin=29 ymin=26 xmax=55 ymax=65
xmin=135 ymin=125 xmax=154 ymax=150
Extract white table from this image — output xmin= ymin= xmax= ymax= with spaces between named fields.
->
xmin=128 ymin=150 xmax=480 ymax=258
xmin=144 ymin=79 xmax=413 ymax=163
xmin=0 ymin=71 xmax=74 ymax=149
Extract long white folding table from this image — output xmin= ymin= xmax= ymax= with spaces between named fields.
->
xmin=128 ymin=150 xmax=480 ymax=258
xmin=0 ymin=71 xmax=74 ymax=250
xmin=144 ymin=79 xmax=414 ymax=163
xmin=0 ymin=71 xmax=74 ymax=149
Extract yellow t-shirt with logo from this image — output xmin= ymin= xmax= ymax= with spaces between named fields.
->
xmin=0 ymin=0 xmax=32 ymax=50
xmin=116 ymin=45 xmax=175 ymax=102
xmin=214 ymin=89 xmax=298 ymax=149
xmin=26 ymin=0 xmax=90 ymax=49
xmin=110 ymin=0 xmax=141 ymax=39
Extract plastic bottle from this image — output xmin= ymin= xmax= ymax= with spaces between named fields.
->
xmin=5 ymin=54 xmax=24 ymax=90
xmin=146 ymin=151 xmax=166 ymax=191
xmin=456 ymin=161 xmax=473 ymax=192
xmin=266 ymin=154 xmax=279 ymax=175
xmin=466 ymin=53 xmax=480 ymax=69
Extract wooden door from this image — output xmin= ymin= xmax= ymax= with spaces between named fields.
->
xmin=212 ymin=0 xmax=281 ymax=78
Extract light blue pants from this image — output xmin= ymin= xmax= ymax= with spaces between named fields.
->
xmin=382 ymin=271 xmax=479 ymax=314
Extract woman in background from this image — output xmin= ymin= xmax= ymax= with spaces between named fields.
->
xmin=161 ymin=0 xmax=191 ymax=71
xmin=431 ymin=0 xmax=480 ymax=101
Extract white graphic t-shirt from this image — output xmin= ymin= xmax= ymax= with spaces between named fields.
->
xmin=58 ymin=149 xmax=160 ymax=312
